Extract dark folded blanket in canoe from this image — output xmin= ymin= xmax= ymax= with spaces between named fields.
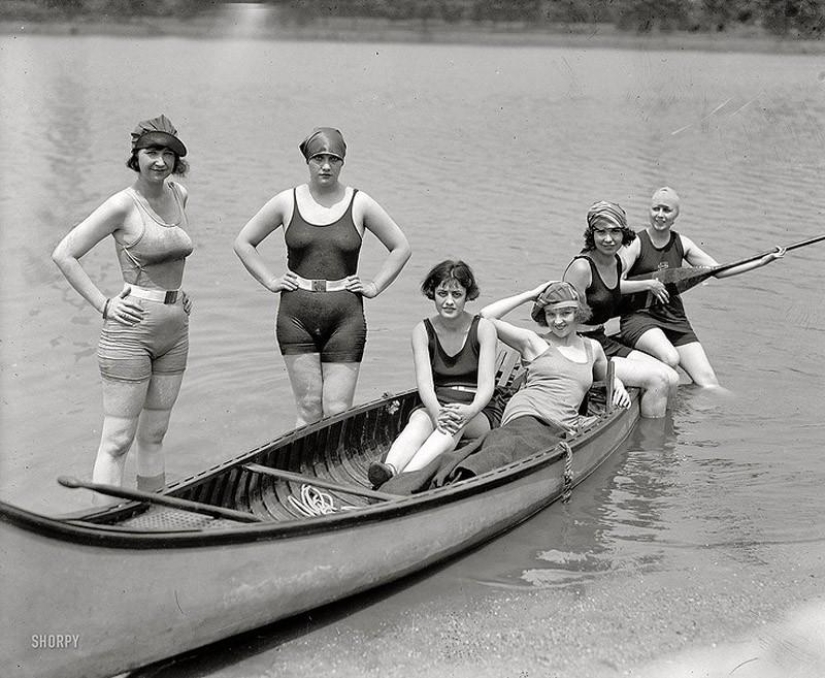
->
xmin=380 ymin=415 xmax=567 ymax=495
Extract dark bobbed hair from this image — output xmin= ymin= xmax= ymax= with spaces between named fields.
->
xmin=582 ymin=220 xmax=636 ymax=251
xmin=126 ymin=146 xmax=189 ymax=176
xmin=421 ymin=259 xmax=480 ymax=301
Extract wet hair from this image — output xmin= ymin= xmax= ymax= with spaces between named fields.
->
xmin=126 ymin=146 xmax=189 ymax=176
xmin=421 ymin=260 xmax=480 ymax=301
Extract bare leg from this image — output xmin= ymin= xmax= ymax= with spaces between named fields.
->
xmin=384 ymin=409 xmax=436 ymax=472
xmin=134 ymin=372 xmax=185 ymax=489
xmin=614 ymin=352 xmax=680 ymax=418
xmin=283 ymin=353 xmax=324 ymax=426
xmin=675 ymin=342 xmax=724 ymax=389
xmin=404 ymin=412 xmax=491 ymax=472
xmin=92 ymin=378 xmax=150 ymax=499
xmin=320 ymin=361 xmax=361 ymax=417
xmin=632 ymin=328 xmax=681 ymax=370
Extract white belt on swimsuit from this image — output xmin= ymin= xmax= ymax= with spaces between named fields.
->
xmin=442 ymin=385 xmax=477 ymax=393
xmin=578 ymin=324 xmax=605 ymax=335
xmin=126 ymin=285 xmax=181 ymax=304
xmin=292 ymin=272 xmax=349 ymax=293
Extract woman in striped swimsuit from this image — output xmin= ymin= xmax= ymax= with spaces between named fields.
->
xmin=53 ymin=115 xmax=193 ymax=494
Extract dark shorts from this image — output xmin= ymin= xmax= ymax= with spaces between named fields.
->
xmin=580 ymin=327 xmax=633 ymax=359
xmin=620 ymin=313 xmax=699 ymax=349
xmin=97 ymin=296 xmax=189 ymax=383
xmin=276 ymin=289 xmax=366 ymax=363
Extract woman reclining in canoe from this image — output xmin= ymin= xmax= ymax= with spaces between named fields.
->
xmin=368 ymin=260 xmax=499 ymax=487
xmin=378 ymin=281 xmax=630 ymax=494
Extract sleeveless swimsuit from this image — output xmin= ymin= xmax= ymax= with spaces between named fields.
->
xmin=501 ymin=338 xmax=595 ymax=431
xmin=276 ymin=188 xmax=367 ymax=363
xmin=620 ymin=229 xmax=699 ymax=348
xmin=98 ymin=183 xmax=193 ymax=382
xmin=568 ymin=253 xmax=633 ymax=358
xmin=416 ymin=315 xmax=501 ymax=427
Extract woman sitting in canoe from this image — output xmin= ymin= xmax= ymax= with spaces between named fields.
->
xmin=379 ymin=281 xmax=630 ymax=494
xmin=368 ymin=260 xmax=499 ymax=487
xmin=620 ymin=187 xmax=785 ymax=388
xmin=563 ymin=200 xmax=679 ymax=418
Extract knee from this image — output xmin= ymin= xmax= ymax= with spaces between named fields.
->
xmin=660 ymin=352 xmax=680 ymax=370
xmin=657 ymin=366 xmax=680 ymax=390
xmin=100 ymin=429 xmax=134 ymax=459
xmin=296 ymin=395 xmax=324 ymax=423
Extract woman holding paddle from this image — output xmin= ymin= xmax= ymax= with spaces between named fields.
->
xmin=564 ymin=200 xmax=679 ymax=418
xmin=620 ymin=187 xmax=785 ymax=387
xmin=52 ymin=115 xmax=193 ymax=494
xmin=234 ymin=128 xmax=411 ymax=426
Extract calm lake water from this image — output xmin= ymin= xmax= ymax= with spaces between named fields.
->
xmin=1 ymin=29 xmax=825 ymax=678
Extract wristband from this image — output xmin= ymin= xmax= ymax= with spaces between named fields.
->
xmin=102 ymin=298 xmax=111 ymax=319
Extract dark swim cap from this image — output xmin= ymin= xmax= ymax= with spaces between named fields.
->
xmin=131 ymin=114 xmax=187 ymax=157
xmin=299 ymin=127 xmax=346 ymax=161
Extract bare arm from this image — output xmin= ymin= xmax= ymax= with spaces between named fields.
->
xmin=410 ymin=322 xmax=440 ymax=422
xmin=355 ymin=192 xmax=411 ymax=298
xmin=562 ymin=258 xmax=592 ymax=300
xmin=591 ymin=341 xmax=630 ymax=409
xmin=479 ymin=284 xmax=549 ymax=360
xmin=233 ymin=190 xmax=297 ymax=293
xmin=52 ymin=192 xmax=132 ymax=315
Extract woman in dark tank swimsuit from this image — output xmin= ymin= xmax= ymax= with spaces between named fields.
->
xmin=52 ymin=115 xmax=194 ymax=495
xmin=234 ymin=128 xmax=411 ymax=426
xmin=367 ymin=260 xmax=498 ymax=487
xmin=620 ymin=187 xmax=785 ymax=389
xmin=563 ymin=200 xmax=679 ymax=418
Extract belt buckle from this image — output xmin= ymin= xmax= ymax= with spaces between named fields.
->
xmin=164 ymin=290 xmax=178 ymax=304
xmin=311 ymin=279 xmax=327 ymax=293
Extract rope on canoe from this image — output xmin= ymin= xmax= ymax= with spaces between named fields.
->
xmin=560 ymin=441 xmax=574 ymax=503
xmin=287 ymin=484 xmax=358 ymax=517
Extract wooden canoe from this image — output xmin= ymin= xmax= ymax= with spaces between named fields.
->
xmin=0 ymin=355 xmax=640 ymax=678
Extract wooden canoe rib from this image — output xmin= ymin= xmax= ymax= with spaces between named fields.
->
xmin=0 ymin=350 xmax=640 ymax=678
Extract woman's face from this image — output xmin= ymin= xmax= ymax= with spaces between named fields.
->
xmin=433 ymin=279 xmax=468 ymax=320
xmin=137 ymin=145 xmax=176 ymax=180
xmin=590 ymin=223 xmax=624 ymax=255
xmin=649 ymin=201 xmax=678 ymax=231
xmin=307 ymin=153 xmax=344 ymax=186
xmin=543 ymin=302 xmax=579 ymax=338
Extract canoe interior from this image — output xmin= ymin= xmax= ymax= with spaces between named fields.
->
xmin=56 ymin=347 xmax=620 ymax=531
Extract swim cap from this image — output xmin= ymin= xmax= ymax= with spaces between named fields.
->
xmin=587 ymin=200 xmax=628 ymax=229
xmin=131 ymin=114 xmax=187 ymax=157
xmin=530 ymin=281 xmax=583 ymax=325
xmin=299 ymin=127 xmax=347 ymax=161
xmin=651 ymin=186 xmax=680 ymax=212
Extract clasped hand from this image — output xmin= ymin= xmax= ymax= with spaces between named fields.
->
xmin=435 ymin=403 xmax=473 ymax=435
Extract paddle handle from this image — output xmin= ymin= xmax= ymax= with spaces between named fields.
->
xmin=713 ymin=233 xmax=825 ymax=275
xmin=57 ymin=476 xmax=263 ymax=523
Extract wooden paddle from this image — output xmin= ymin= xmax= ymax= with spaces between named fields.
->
xmin=626 ymin=233 xmax=825 ymax=297
xmin=243 ymin=463 xmax=401 ymax=501
xmin=57 ymin=476 xmax=264 ymax=523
